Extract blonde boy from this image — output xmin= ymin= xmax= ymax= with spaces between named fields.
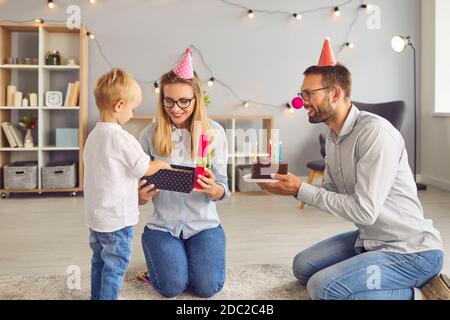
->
xmin=84 ymin=68 xmax=169 ymax=300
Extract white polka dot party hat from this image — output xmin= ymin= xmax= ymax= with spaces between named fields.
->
xmin=173 ymin=48 xmax=194 ymax=79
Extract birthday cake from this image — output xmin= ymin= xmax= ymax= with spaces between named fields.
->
xmin=251 ymin=158 xmax=288 ymax=179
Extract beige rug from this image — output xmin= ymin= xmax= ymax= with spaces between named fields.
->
xmin=0 ymin=264 xmax=309 ymax=300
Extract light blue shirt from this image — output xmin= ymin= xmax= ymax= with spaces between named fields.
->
xmin=139 ymin=120 xmax=230 ymax=239
xmin=298 ymin=105 xmax=443 ymax=254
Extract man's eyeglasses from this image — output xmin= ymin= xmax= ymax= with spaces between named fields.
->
xmin=297 ymin=87 xmax=330 ymax=101
xmin=163 ymin=97 xmax=196 ymax=109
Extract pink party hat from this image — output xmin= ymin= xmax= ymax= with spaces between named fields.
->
xmin=317 ymin=37 xmax=337 ymax=67
xmin=173 ymin=48 xmax=194 ymax=79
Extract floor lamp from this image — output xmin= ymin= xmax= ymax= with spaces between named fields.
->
xmin=391 ymin=35 xmax=427 ymax=191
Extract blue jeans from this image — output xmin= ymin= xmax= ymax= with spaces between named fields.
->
xmin=141 ymin=225 xmax=226 ymax=298
xmin=89 ymin=226 xmax=134 ymax=300
xmin=293 ymin=230 xmax=444 ymax=300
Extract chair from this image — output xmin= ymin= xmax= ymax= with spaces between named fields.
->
xmin=353 ymin=100 xmax=406 ymax=130
xmin=299 ymin=101 xmax=406 ymax=209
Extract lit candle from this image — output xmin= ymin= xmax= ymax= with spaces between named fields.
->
xmin=269 ymin=140 xmax=272 ymax=161
xmin=279 ymin=141 xmax=283 ymax=162
xmin=254 ymin=141 xmax=258 ymax=163
xmin=273 ymin=143 xmax=278 ymax=163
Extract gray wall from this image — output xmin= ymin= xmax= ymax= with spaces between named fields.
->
xmin=1 ymin=0 xmax=421 ymax=176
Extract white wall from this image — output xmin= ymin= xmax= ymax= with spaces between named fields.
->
xmin=1 ymin=0 xmax=422 ymax=176
xmin=420 ymin=0 xmax=450 ymax=190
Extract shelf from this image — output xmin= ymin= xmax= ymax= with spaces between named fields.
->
xmin=0 ymin=23 xmax=88 ymax=196
xmin=0 ymin=147 xmax=38 ymax=151
xmin=0 ymin=106 xmax=39 ymax=110
xmin=0 ymin=188 xmax=82 ymax=193
xmin=42 ymin=65 xmax=80 ymax=71
xmin=0 ymin=64 xmax=39 ymax=70
xmin=41 ymin=106 xmax=80 ymax=110
xmin=41 ymin=146 xmax=79 ymax=151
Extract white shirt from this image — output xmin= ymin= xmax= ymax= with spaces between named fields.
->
xmin=83 ymin=122 xmax=150 ymax=232
xmin=298 ymin=106 xmax=443 ymax=254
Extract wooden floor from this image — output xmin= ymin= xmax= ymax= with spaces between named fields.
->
xmin=0 ymin=187 xmax=449 ymax=276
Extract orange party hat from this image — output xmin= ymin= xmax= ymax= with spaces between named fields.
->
xmin=317 ymin=37 xmax=337 ymax=67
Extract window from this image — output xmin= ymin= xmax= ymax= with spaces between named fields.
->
xmin=435 ymin=0 xmax=450 ymax=114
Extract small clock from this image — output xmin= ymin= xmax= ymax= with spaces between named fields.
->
xmin=45 ymin=91 xmax=63 ymax=107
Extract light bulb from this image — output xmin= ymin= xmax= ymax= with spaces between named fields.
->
xmin=35 ymin=19 xmax=44 ymax=24
xmin=248 ymin=10 xmax=254 ymax=19
xmin=89 ymin=0 xmax=96 ymax=4
xmin=86 ymin=32 xmax=95 ymax=40
xmin=391 ymin=36 xmax=407 ymax=53
xmin=154 ymin=82 xmax=160 ymax=94
xmin=346 ymin=42 xmax=355 ymax=49
xmin=244 ymin=102 xmax=249 ymax=108
xmin=48 ymin=0 xmax=54 ymax=9
xmin=293 ymin=13 xmax=302 ymax=20
xmin=333 ymin=7 xmax=341 ymax=17
xmin=361 ymin=4 xmax=373 ymax=12
xmin=208 ymin=78 xmax=215 ymax=87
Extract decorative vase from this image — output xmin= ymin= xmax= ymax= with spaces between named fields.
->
xmin=24 ymin=129 xmax=34 ymax=148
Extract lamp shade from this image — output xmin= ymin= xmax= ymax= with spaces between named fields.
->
xmin=391 ymin=36 xmax=408 ymax=53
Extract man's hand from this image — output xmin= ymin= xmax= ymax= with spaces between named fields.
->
xmin=258 ymin=174 xmax=302 ymax=196
xmin=138 ymin=179 xmax=159 ymax=205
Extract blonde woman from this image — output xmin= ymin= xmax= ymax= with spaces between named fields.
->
xmin=138 ymin=50 xmax=229 ymax=298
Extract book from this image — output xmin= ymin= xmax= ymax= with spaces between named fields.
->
xmin=64 ymin=82 xmax=74 ymax=107
xmin=69 ymin=81 xmax=80 ymax=107
xmin=9 ymin=124 xmax=24 ymax=148
xmin=1 ymin=122 xmax=18 ymax=148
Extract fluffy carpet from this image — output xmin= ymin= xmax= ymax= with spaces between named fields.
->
xmin=0 ymin=264 xmax=310 ymax=300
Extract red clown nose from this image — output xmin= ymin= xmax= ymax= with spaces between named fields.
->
xmin=291 ymin=97 xmax=304 ymax=110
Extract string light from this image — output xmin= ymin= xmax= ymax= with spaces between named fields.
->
xmin=333 ymin=7 xmax=341 ymax=17
xmin=154 ymin=82 xmax=161 ymax=94
xmin=86 ymin=31 xmax=95 ymax=39
xmin=360 ymin=4 xmax=372 ymax=12
xmin=7 ymin=0 xmax=364 ymax=111
xmin=48 ymin=0 xmax=54 ymax=9
xmin=346 ymin=42 xmax=355 ymax=49
xmin=286 ymin=103 xmax=295 ymax=113
xmin=293 ymin=13 xmax=302 ymax=20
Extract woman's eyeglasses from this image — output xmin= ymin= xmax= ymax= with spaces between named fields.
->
xmin=163 ymin=97 xmax=196 ymax=109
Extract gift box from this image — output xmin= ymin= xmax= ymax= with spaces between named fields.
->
xmin=142 ymin=165 xmax=196 ymax=194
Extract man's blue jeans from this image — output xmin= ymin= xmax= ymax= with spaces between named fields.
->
xmin=293 ymin=230 xmax=444 ymax=300
xmin=141 ymin=225 xmax=226 ymax=298
xmin=89 ymin=226 xmax=133 ymax=300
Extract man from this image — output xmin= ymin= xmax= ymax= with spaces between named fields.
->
xmin=259 ymin=38 xmax=449 ymax=300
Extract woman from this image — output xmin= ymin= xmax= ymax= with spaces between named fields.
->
xmin=138 ymin=49 xmax=229 ymax=298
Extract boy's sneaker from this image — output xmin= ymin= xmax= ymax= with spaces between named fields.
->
xmin=421 ymin=274 xmax=450 ymax=300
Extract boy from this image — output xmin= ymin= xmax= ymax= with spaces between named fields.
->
xmin=84 ymin=68 xmax=170 ymax=300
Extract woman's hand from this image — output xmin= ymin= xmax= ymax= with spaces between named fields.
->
xmin=193 ymin=167 xmax=225 ymax=201
xmin=138 ymin=179 xmax=159 ymax=205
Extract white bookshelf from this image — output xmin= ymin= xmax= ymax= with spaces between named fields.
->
xmin=0 ymin=23 xmax=88 ymax=197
